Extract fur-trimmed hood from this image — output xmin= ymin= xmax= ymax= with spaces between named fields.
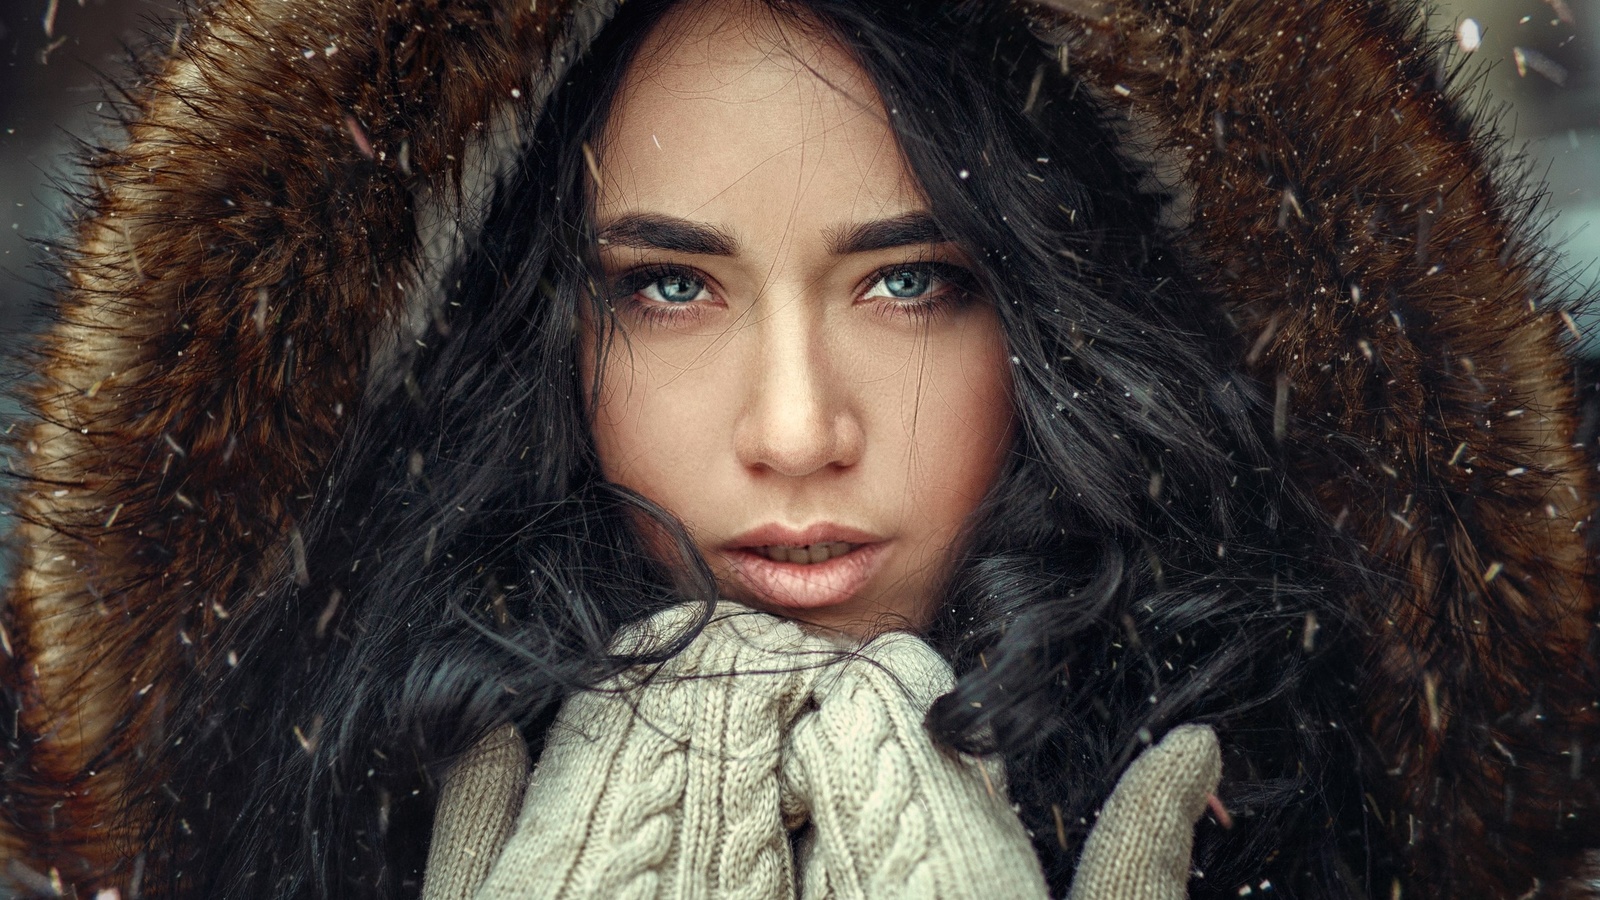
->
xmin=4 ymin=0 xmax=1598 ymax=896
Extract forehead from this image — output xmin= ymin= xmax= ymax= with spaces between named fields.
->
xmin=595 ymin=0 xmax=922 ymax=227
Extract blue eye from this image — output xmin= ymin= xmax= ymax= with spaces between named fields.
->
xmin=874 ymin=269 xmax=934 ymax=299
xmin=641 ymin=272 xmax=707 ymax=304
xmin=865 ymin=265 xmax=969 ymax=303
xmin=860 ymin=262 xmax=979 ymax=323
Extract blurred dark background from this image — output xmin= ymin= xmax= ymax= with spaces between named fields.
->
xmin=0 ymin=0 xmax=173 ymax=340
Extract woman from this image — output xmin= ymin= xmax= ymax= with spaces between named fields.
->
xmin=3 ymin=0 xmax=1597 ymax=897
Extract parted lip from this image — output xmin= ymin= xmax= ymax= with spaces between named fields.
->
xmin=720 ymin=531 xmax=890 ymax=613
xmin=723 ymin=522 xmax=884 ymax=549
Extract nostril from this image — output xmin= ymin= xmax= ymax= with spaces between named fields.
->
xmin=733 ymin=355 xmax=862 ymax=476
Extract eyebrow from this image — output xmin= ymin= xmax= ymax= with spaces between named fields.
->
xmin=826 ymin=212 xmax=950 ymax=255
xmin=594 ymin=211 xmax=951 ymax=257
xmin=597 ymin=215 xmax=737 ymax=256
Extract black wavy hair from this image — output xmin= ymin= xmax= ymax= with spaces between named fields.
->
xmin=146 ymin=0 xmax=1376 ymax=897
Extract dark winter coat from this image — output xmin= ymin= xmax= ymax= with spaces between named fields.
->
xmin=3 ymin=0 xmax=1599 ymax=897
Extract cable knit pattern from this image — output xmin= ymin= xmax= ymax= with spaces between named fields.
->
xmin=779 ymin=633 xmax=1049 ymax=899
xmin=424 ymin=606 xmax=1222 ymax=900
xmin=472 ymin=604 xmax=832 ymax=899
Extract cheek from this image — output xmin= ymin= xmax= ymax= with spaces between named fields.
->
xmin=586 ymin=336 xmax=729 ymax=517
xmin=878 ymin=311 xmax=1014 ymax=527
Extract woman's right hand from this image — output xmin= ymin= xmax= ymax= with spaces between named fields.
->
xmin=462 ymin=603 xmax=838 ymax=900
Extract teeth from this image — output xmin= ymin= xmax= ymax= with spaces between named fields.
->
xmin=760 ymin=542 xmax=856 ymax=564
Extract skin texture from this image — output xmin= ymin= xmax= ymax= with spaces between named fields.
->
xmin=584 ymin=0 xmax=1014 ymax=635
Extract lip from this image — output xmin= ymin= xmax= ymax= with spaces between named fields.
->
xmin=725 ymin=523 xmax=883 ymax=549
xmin=721 ymin=523 xmax=888 ymax=611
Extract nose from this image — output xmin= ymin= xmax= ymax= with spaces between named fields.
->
xmin=733 ymin=303 xmax=864 ymax=477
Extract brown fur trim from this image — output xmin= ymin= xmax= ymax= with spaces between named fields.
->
xmin=1037 ymin=0 xmax=1600 ymax=895
xmin=0 ymin=0 xmax=575 ymax=889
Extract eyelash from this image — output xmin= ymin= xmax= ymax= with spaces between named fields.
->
xmin=862 ymin=263 xmax=981 ymax=323
xmin=606 ymin=262 xmax=978 ymax=327
xmin=608 ymin=265 xmax=713 ymax=326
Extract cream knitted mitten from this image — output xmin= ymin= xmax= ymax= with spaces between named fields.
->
xmin=779 ymin=631 xmax=1050 ymax=899
xmin=421 ymin=605 xmax=1221 ymax=900
xmin=422 ymin=724 xmax=532 ymax=900
xmin=1065 ymin=724 xmax=1222 ymax=900
xmin=473 ymin=604 xmax=835 ymax=900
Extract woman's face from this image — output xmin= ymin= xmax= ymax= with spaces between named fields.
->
xmin=585 ymin=0 xmax=1014 ymax=635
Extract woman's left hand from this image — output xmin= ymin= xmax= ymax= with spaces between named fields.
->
xmin=1066 ymin=725 xmax=1222 ymax=900
xmin=779 ymin=631 xmax=1052 ymax=899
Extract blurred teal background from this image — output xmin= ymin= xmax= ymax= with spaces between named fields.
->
xmin=1437 ymin=0 xmax=1600 ymax=340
